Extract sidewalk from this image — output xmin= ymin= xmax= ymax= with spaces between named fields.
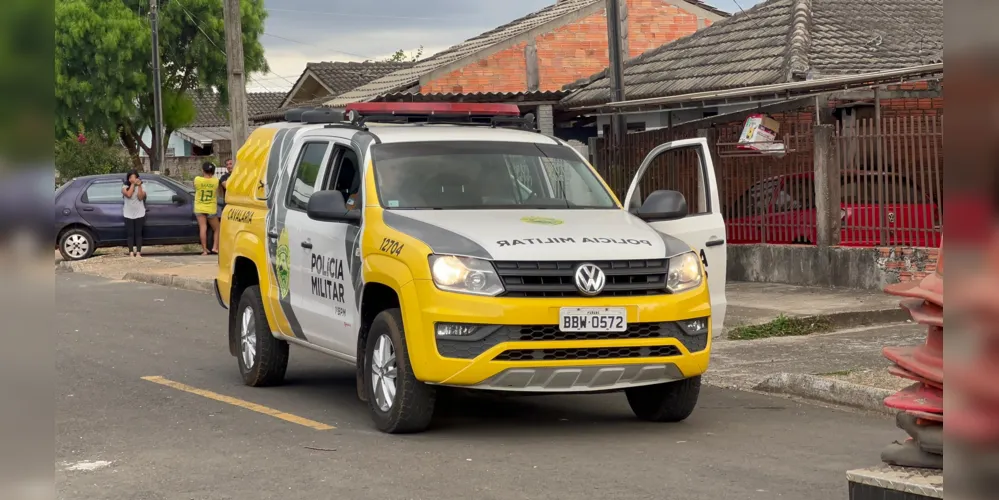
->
xmin=723 ymin=282 xmax=910 ymax=338
xmin=55 ymin=249 xmax=217 ymax=293
xmin=706 ymin=322 xmax=924 ymax=414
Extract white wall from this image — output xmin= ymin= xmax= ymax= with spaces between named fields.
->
xmin=138 ymin=127 xmax=193 ymax=157
xmin=596 ymin=103 xmax=761 ymax=136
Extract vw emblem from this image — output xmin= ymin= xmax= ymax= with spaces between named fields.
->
xmin=574 ymin=263 xmax=606 ymax=296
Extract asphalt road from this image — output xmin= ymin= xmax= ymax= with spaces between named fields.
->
xmin=56 ymin=272 xmax=897 ymax=500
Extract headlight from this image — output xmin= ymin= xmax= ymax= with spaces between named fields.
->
xmin=428 ymin=255 xmax=505 ymax=296
xmin=666 ymin=251 xmax=703 ymax=293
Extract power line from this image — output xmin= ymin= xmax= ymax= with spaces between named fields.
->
xmin=262 ymin=32 xmax=373 ymax=60
xmin=265 ymin=7 xmax=477 ymax=21
xmin=174 ymin=1 xmax=284 ymax=97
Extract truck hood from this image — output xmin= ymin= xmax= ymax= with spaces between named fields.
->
xmin=381 ymin=209 xmax=692 ymax=261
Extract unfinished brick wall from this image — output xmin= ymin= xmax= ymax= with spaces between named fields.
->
xmin=626 ymin=0 xmax=701 ymax=57
xmin=876 ymin=246 xmax=940 ymax=283
xmin=421 ymin=0 xmax=714 ymax=94
xmin=421 ymin=43 xmax=528 ymax=94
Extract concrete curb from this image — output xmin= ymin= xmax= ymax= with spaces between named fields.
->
xmin=753 ymin=372 xmax=895 ymax=415
xmin=55 ymin=261 xmax=78 ymax=272
xmin=817 ymin=308 xmax=913 ymax=330
xmin=122 ymin=271 xmax=213 ymax=294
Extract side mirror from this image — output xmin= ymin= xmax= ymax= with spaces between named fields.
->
xmin=637 ymin=190 xmax=687 ymax=221
xmin=172 ymin=194 xmax=184 ymax=204
xmin=307 ymin=190 xmax=360 ymax=222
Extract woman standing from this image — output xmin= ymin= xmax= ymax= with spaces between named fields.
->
xmin=194 ymin=162 xmax=221 ymax=255
xmin=122 ymin=170 xmax=146 ymax=257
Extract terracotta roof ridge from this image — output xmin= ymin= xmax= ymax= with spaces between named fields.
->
xmin=783 ymin=0 xmax=813 ymax=82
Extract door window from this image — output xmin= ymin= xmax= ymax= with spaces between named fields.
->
xmin=628 ymin=145 xmax=709 ymax=215
xmin=772 ymin=176 xmax=814 ymax=212
xmin=324 ymin=146 xmax=362 ymax=211
xmin=728 ymin=179 xmax=777 ymax=219
xmin=287 ymin=142 xmax=330 ymax=211
xmin=82 ymin=181 xmax=125 ymax=204
xmin=142 ymin=180 xmax=179 ymax=205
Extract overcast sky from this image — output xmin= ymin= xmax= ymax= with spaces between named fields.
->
xmin=249 ymin=0 xmax=763 ymax=92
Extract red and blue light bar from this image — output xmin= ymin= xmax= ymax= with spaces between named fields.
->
xmin=344 ymin=102 xmax=521 ymax=118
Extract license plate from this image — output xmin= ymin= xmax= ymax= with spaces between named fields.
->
xmin=559 ymin=307 xmax=627 ymax=332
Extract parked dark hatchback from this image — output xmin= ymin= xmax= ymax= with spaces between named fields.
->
xmin=55 ymin=174 xmax=203 ymax=260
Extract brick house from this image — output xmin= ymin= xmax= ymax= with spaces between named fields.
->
xmin=328 ymin=0 xmax=728 ymax=134
xmin=562 ymin=0 xmax=943 ymax=132
xmin=563 ymin=0 xmax=943 ymax=288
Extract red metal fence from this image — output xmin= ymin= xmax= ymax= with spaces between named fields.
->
xmin=592 ymin=113 xmax=944 ymax=248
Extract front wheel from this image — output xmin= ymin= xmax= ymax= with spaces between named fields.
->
xmin=58 ymin=227 xmax=96 ymax=261
xmin=235 ymin=285 xmax=289 ymax=387
xmin=364 ymin=308 xmax=436 ymax=434
xmin=626 ymin=376 xmax=701 ymax=422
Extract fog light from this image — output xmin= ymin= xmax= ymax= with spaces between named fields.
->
xmin=435 ymin=323 xmax=481 ymax=338
xmin=679 ymin=317 xmax=709 ymax=335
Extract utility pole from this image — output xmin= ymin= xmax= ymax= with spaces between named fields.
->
xmin=149 ymin=0 xmax=165 ymax=171
xmin=605 ymin=0 xmax=628 ymax=143
xmin=223 ymin=0 xmax=249 ymax=154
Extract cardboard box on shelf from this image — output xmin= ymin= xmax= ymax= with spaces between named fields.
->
xmin=738 ymin=114 xmax=784 ymax=153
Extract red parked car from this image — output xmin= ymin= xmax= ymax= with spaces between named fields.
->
xmin=725 ymin=171 xmax=941 ymax=247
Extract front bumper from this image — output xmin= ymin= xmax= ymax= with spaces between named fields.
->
xmin=399 ymin=279 xmax=712 ymax=392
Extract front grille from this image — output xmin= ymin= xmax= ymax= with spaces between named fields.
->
xmin=516 ymin=322 xmax=678 ymax=341
xmin=494 ymin=259 xmax=669 ymax=298
xmin=494 ymin=346 xmax=681 ymax=361
xmin=436 ymin=322 xmax=704 ymax=359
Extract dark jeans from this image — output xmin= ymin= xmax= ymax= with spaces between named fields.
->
xmin=126 ymin=216 xmax=145 ymax=253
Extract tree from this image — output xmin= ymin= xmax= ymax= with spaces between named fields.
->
xmin=55 ymin=0 xmax=268 ymax=166
xmin=55 ymin=136 xmax=133 ymax=181
xmin=386 ymin=45 xmax=424 ymax=63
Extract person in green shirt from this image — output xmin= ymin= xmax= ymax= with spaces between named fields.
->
xmin=194 ymin=162 xmax=220 ymax=255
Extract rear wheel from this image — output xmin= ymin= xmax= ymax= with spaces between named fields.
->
xmin=59 ymin=227 xmax=96 ymax=261
xmin=626 ymin=376 xmax=701 ymax=422
xmin=235 ymin=285 xmax=289 ymax=387
xmin=363 ymin=308 xmax=435 ymax=434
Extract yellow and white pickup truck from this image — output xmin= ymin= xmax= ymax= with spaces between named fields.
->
xmin=214 ymin=102 xmax=727 ymax=434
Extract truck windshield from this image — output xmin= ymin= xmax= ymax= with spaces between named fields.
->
xmin=370 ymin=141 xmax=617 ymax=210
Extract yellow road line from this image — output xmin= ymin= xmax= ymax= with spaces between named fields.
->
xmin=141 ymin=376 xmax=335 ymax=430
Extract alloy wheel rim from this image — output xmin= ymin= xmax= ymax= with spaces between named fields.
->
xmin=64 ymin=234 xmax=89 ymax=259
xmin=370 ymin=334 xmax=398 ymax=412
xmin=240 ymin=306 xmax=256 ymax=369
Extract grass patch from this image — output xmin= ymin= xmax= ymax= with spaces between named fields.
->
xmin=726 ymin=314 xmax=834 ymax=341
xmin=818 ymin=369 xmax=855 ymax=377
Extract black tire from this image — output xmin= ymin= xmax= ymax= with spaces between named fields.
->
xmin=626 ymin=376 xmax=702 ymax=422
xmin=234 ymin=285 xmax=289 ymax=387
xmin=363 ymin=308 xmax=435 ymax=434
xmin=58 ymin=227 xmax=96 ymax=261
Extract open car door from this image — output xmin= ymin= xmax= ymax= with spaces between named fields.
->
xmin=623 ymin=138 xmax=728 ymax=337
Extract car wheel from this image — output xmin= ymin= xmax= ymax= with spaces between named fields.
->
xmin=625 ymin=376 xmax=701 ymax=422
xmin=364 ymin=308 xmax=435 ymax=434
xmin=58 ymin=227 xmax=96 ymax=261
xmin=235 ymin=285 xmax=289 ymax=387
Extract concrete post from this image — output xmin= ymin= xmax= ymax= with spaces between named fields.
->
xmin=537 ymin=104 xmax=555 ymax=136
xmin=813 ymin=124 xmax=840 ymax=248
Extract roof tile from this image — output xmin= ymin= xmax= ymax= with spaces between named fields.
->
xmin=189 ymin=92 xmax=284 ymax=127
xmin=562 ymin=0 xmax=943 ymax=108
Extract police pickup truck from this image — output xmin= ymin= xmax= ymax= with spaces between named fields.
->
xmin=214 ymin=102 xmax=727 ymax=433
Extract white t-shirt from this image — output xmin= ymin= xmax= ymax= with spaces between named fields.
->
xmin=123 ymin=185 xmax=146 ymax=219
